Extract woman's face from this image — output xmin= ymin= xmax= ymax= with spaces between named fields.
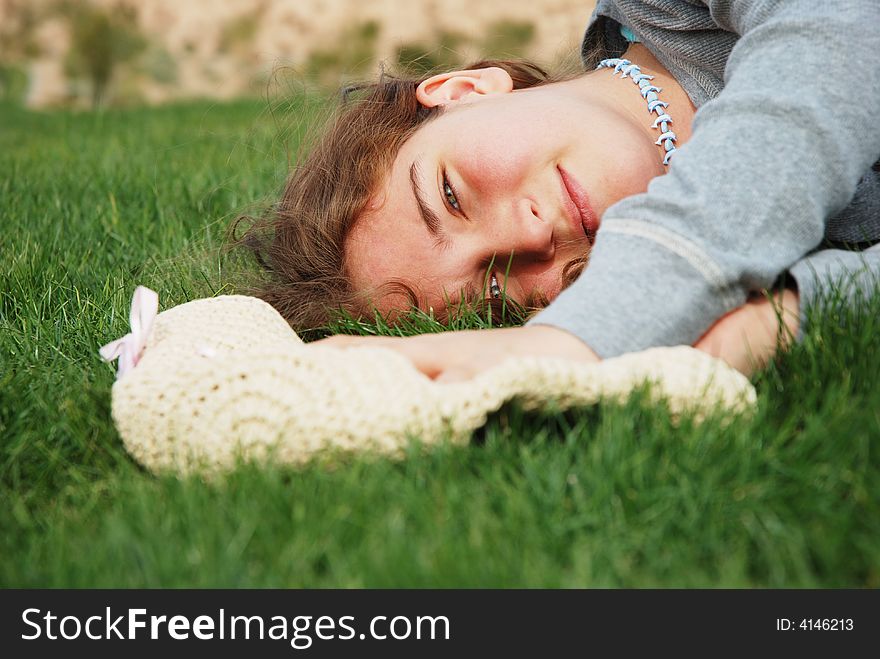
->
xmin=344 ymin=65 xmax=668 ymax=316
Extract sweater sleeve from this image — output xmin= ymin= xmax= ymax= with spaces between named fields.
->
xmin=787 ymin=244 xmax=880 ymax=343
xmin=527 ymin=0 xmax=880 ymax=357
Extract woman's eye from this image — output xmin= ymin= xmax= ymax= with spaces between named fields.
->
xmin=443 ymin=176 xmax=460 ymax=212
xmin=489 ymin=274 xmax=502 ymax=299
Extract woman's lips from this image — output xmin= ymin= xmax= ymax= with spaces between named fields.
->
xmin=558 ymin=165 xmax=600 ymax=243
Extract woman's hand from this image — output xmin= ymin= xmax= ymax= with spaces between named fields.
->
xmin=313 ymin=325 xmax=600 ymax=382
xmin=693 ymin=286 xmax=800 ymax=376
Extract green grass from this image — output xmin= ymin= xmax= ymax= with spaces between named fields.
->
xmin=2 ymin=98 xmax=879 ymax=588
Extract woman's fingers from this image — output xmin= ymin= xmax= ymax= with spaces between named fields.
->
xmin=312 ymin=333 xmax=441 ymax=376
xmin=312 ymin=334 xmax=360 ymax=347
xmin=313 ymin=334 xmax=399 ymax=348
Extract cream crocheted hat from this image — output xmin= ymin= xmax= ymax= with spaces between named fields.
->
xmin=102 ymin=290 xmax=757 ymax=475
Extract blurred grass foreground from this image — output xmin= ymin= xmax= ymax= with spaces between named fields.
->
xmin=1 ymin=95 xmax=880 ymax=587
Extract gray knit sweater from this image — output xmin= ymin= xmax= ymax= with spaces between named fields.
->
xmin=528 ymin=0 xmax=880 ymax=354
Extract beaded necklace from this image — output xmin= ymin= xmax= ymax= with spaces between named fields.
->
xmin=596 ymin=58 xmax=677 ymax=165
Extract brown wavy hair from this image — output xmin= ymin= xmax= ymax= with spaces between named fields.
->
xmin=233 ymin=59 xmax=589 ymax=333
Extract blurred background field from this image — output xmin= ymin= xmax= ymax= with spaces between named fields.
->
xmin=0 ymin=0 xmax=595 ymax=108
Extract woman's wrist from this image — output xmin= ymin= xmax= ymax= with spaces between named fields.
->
xmin=521 ymin=325 xmax=601 ymax=362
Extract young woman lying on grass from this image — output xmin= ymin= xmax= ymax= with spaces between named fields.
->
xmin=238 ymin=0 xmax=880 ymax=382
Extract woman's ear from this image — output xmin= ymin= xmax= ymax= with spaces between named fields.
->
xmin=416 ymin=67 xmax=514 ymax=108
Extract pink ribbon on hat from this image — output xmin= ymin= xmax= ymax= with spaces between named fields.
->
xmin=99 ymin=286 xmax=159 ymax=379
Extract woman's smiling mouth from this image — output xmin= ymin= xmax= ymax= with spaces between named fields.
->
xmin=558 ymin=165 xmax=600 ymax=244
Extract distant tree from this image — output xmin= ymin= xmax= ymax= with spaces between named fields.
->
xmin=482 ymin=20 xmax=536 ymax=59
xmin=63 ymin=2 xmax=146 ymax=107
xmin=305 ymin=21 xmax=381 ymax=87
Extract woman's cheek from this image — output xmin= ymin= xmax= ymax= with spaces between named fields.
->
xmin=454 ymin=116 xmax=547 ymax=193
xmin=460 ymin=145 xmax=535 ymax=193
xmin=518 ymin=267 xmax=565 ymax=305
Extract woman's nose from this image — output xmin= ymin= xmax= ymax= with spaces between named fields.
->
xmin=477 ymin=198 xmax=555 ymax=264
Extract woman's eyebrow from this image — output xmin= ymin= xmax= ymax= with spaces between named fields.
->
xmin=409 ymin=160 xmax=451 ymax=250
